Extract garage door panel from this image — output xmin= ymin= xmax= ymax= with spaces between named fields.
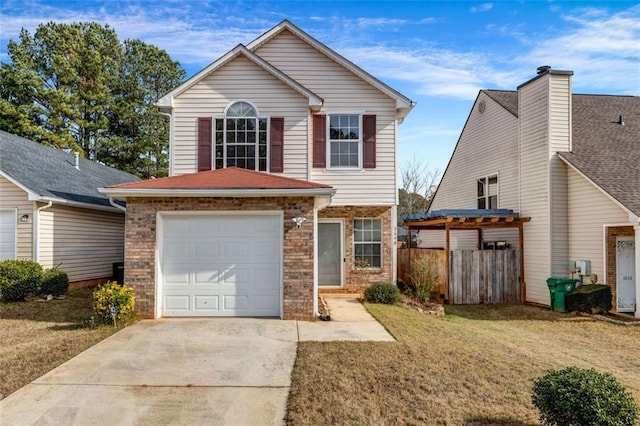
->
xmin=161 ymin=214 xmax=281 ymax=317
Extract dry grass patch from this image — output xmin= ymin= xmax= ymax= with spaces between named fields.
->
xmin=0 ymin=288 xmax=125 ymax=400
xmin=286 ymin=303 xmax=640 ymax=425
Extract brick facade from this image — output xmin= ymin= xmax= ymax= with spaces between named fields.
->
xmin=606 ymin=226 xmax=634 ymax=311
xmin=124 ymin=196 xmax=315 ymax=320
xmin=318 ymin=205 xmax=394 ymax=293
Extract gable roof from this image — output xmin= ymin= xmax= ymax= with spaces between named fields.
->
xmin=464 ymin=90 xmax=640 ymax=217
xmin=99 ymin=167 xmax=335 ymax=198
xmin=0 ymin=131 xmax=139 ymax=211
xmin=246 ymin=20 xmax=415 ymax=120
xmin=156 ymin=44 xmax=323 ymax=111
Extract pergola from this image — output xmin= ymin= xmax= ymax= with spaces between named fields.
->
xmin=403 ymin=209 xmax=531 ymax=303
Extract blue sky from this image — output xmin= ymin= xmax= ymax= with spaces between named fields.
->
xmin=1 ymin=1 xmax=639 ymax=177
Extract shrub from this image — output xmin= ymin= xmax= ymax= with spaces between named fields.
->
xmin=41 ymin=268 xmax=69 ymax=296
xmin=532 ymin=366 xmax=638 ymax=426
xmin=92 ymin=281 xmax=136 ymax=323
xmin=566 ymin=284 xmax=612 ymax=314
xmin=408 ymin=256 xmax=440 ymax=303
xmin=364 ymin=282 xmax=400 ymax=304
xmin=0 ymin=260 xmax=43 ymax=302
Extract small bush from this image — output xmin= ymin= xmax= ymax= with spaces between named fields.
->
xmin=92 ymin=281 xmax=136 ymax=323
xmin=41 ymin=268 xmax=69 ymax=296
xmin=532 ymin=366 xmax=638 ymax=426
xmin=408 ymin=256 xmax=440 ymax=303
xmin=364 ymin=282 xmax=400 ymax=304
xmin=0 ymin=260 xmax=43 ymax=302
xmin=566 ymin=284 xmax=612 ymax=314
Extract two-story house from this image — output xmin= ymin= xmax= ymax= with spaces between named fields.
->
xmin=100 ymin=20 xmax=414 ymax=320
xmin=420 ymin=67 xmax=639 ymax=316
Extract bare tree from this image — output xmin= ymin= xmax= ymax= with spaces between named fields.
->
xmin=398 ymin=157 xmax=440 ymax=220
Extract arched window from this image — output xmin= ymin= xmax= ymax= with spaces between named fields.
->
xmin=214 ymin=101 xmax=268 ymax=171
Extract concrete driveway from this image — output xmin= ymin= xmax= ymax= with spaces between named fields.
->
xmin=0 ymin=319 xmax=299 ymax=425
xmin=0 ymin=297 xmax=394 ymax=425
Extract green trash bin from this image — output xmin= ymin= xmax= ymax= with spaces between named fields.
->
xmin=546 ymin=278 xmax=579 ymax=312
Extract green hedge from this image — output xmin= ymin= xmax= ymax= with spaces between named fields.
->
xmin=41 ymin=268 xmax=69 ymax=296
xmin=0 ymin=260 xmax=43 ymax=302
xmin=566 ymin=284 xmax=612 ymax=314
xmin=532 ymin=366 xmax=638 ymax=426
xmin=363 ymin=282 xmax=401 ymax=304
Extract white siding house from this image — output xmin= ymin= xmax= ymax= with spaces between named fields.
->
xmin=0 ymin=131 xmax=138 ymax=285
xmin=102 ymin=20 xmax=414 ymax=320
xmin=422 ymin=68 xmax=640 ymax=314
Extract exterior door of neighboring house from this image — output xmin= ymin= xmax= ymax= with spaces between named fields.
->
xmin=616 ymin=236 xmax=636 ymax=312
xmin=0 ymin=209 xmax=17 ymax=261
xmin=318 ymin=221 xmax=343 ymax=287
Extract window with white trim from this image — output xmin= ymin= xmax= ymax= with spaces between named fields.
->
xmin=329 ymin=114 xmax=360 ymax=168
xmin=354 ymin=218 xmax=382 ymax=268
xmin=477 ymin=174 xmax=498 ymax=209
xmin=214 ymin=101 xmax=268 ymax=171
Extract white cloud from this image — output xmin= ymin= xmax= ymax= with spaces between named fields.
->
xmin=470 ymin=3 xmax=494 ymax=14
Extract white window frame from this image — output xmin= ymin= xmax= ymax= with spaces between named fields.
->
xmin=477 ymin=173 xmax=499 ymax=209
xmin=326 ymin=112 xmax=363 ymax=169
xmin=214 ymin=100 xmax=270 ymax=172
xmin=353 ymin=217 xmax=383 ymax=269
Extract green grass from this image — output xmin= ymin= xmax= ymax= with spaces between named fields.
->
xmin=286 ymin=303 xmax=640 ymax=425
xmin=0 ymin=288 xmax=126 ymax=400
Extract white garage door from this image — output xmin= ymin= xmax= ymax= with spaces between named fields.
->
xmin=160 ymin=213 xmax=282 ymax=317
xmin=0 ymin=210 xmax=17 ymax=261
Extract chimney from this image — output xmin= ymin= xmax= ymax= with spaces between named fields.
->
xmin=74 ymin=152 xmax=80 ymax=170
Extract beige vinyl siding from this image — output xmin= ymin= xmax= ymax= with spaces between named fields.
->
xmin=39 ymin=205 xmax=124 ymax=282
xmin=0 ymin=175 xmax=34 ymax=259
xmin=430 ymin=92 xmax=519 ymax=211
xmin=254 ymin=30 xmax=397 ymax=205
xmin=519 ymin=77 xmax=552 ymax=305
xmin=171 ymin=55 xmax=309 ymax=179
xmin=567 ymin=168 xmax=629 ymax=282
xmin=418 ymin=228 xmax=519 ymax=249
xmin=424 ymin=92 xmax=519 ymax=249
xmin=548 ymin=76 xmax=572 ymax=154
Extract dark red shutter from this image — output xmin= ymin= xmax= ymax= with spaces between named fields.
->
xmin=197 ymin=117 xmax=212 ymax=171
xmin=269 ymin=117 xmax=284 ymax=173
xmin=313 ymin=114 xmax=326 ymax=168
xmin=363 ymin=114 xmax=376 ymax=169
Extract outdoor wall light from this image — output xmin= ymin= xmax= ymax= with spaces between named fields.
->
xmin=292 ymin=216 xmax=307 ymax=228
xmin=20 ymin=214 xmax=30 ymax=223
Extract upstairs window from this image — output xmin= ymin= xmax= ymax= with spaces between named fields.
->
xmin=215 ymin=101 xmax=268 ymax=171
xmin=477 ymin=175 xmax=498 ymax=209
xmin=329 ymin=114 xmax=360 ymax=168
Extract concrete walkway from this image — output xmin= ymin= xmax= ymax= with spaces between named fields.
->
xmin=0 ymin=297 xmax=393 ymax=425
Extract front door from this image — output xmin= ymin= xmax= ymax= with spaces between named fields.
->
xmin=318 ymin=221 xmax=343 ymax=287
xmin=616 ymin=236 xmax=636 ymax=312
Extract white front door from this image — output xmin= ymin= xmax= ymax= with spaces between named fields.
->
xmin=0 ymin=210 xmax=17 ymax=261
xmin=616 ymin=236 xmax=636 ymax=312
xmin=160 ymin=213 xmax=282 ymax=317
xmin=318 ymin=221 xmax=343 ymax=287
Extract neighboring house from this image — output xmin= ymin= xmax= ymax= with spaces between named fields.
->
xmin=0 ymin=131 xmax=139 ymax=286
xmin=420 ymin=67 xmax=640 ymax=315
xmin=100 ymin=20 xmax=414 ymax=320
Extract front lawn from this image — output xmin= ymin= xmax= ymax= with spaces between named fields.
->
xmin=286 ymin=304 xmax=640 ymax=425
xmin=0 ymin=288 xmax=125 ymax=400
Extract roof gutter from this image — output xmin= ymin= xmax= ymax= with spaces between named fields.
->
xmin=109 ymin=197 xmax=126 ymax=212
xmin=98 ymin=187 xmax=337 ymax=198
xmin=37 ymin=196 xmax=125 ymax=214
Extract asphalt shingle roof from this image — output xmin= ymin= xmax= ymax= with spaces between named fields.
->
xmin=0 ymin=131 xmax=139 ymax=208
xmin=485 ymin=91 xmax=640 ymax=216
xmin=107 ymin=167 xmax=331 ymax=190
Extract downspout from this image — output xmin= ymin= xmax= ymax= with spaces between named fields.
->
xmin=33 ymin=201 xmax=53 ymax=262
xmin=158 ymin=110 xmax=173 ymax=176
xmin=109 ymin=197 xmax=126 ymax=212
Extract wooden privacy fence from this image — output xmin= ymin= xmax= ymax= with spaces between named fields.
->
xmin=397 ymin=248 xmax=521 ymax=304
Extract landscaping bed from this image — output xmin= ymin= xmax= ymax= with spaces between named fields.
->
xmin=0 ymin=287 xmax=126 ymax=400
xmin=286 ymin=303 xmax=640 ymax=425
